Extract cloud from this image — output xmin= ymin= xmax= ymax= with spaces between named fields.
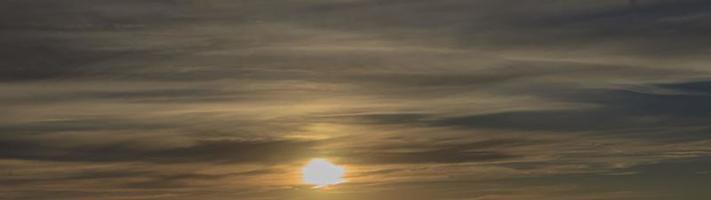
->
xmin=336 ymin=139 xmax=535 ymax=164
xmin=2 ymin=0 xmax=711 ymax=199
xmin=0 ymin=137 xmax=318 ymax=163
xmin=432 ymin=80 xmax=711 ymax=132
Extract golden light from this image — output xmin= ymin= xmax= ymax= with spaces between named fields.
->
xmin=302 ymin=158 xmax=345 ymax=188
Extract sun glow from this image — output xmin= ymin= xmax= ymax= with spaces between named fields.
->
xmin=302 ymin=159 xmax=345 ymax=188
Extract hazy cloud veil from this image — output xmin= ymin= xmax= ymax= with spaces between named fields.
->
xmin=1 ymin=0 xmax=711 ymax=199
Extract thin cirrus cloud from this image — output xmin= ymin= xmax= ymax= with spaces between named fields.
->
xmin=1 ymin=0 xmax=711 ymax=200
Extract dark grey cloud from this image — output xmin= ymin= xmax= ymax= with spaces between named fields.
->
xmin=0 ymin=88 xmax=246 ymax=104
xmin=124 ymin=168 xmax=284 ymax=189
xmin=346 ymin=148 xmax=516 ymax=164
xmin=0 ymin=35 xmax=130 ymax=81
xmin=0 ymin=123 xmax=542 ymax=165
xmin=332 ymin=138 xmax=543 ymax=164
xmin=658 ymin=80 xmax=711 ymax=93
xmin=3 ymin=0 xmax=708 ymax=82
xmin=0 ymin=0 xmax=213 ymax=82
xmin=0 ymin=137 xmax=317 ymax=163
xmin=0 ymin=169 xmax=153 ymax=186
xmin=433 ymin=80 xmax=711 ymax=132
xmin=282 ymin=0 xmax=711 ymax=55
xmin=0 ymin=118 xmax=172 ymax=134
xmin=496 ymin=158 xmax=711 ymax=200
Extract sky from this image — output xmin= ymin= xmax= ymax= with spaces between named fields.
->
xmin=1 ymin=0 xmax=711 ymax=199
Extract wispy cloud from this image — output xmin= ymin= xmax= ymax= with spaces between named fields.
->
xmin=2 ymin=0 xmax=711 ymax=199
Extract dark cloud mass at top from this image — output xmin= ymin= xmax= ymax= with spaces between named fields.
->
xmin=1 ymin=0 xmax=711 ymax=200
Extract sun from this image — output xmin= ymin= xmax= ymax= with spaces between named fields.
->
xmin=302 ymin=158 xmax=345 ymax=188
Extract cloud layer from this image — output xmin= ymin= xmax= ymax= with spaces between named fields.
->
xmin=2 ymin=0 xmax=711 ymax=199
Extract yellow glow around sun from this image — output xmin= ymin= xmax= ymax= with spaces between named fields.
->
xmin=302 ymin=159 xmax=345 ymax=188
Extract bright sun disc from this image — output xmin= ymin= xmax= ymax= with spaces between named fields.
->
xmin=302 ymin=159 xmax=345 ymax=188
